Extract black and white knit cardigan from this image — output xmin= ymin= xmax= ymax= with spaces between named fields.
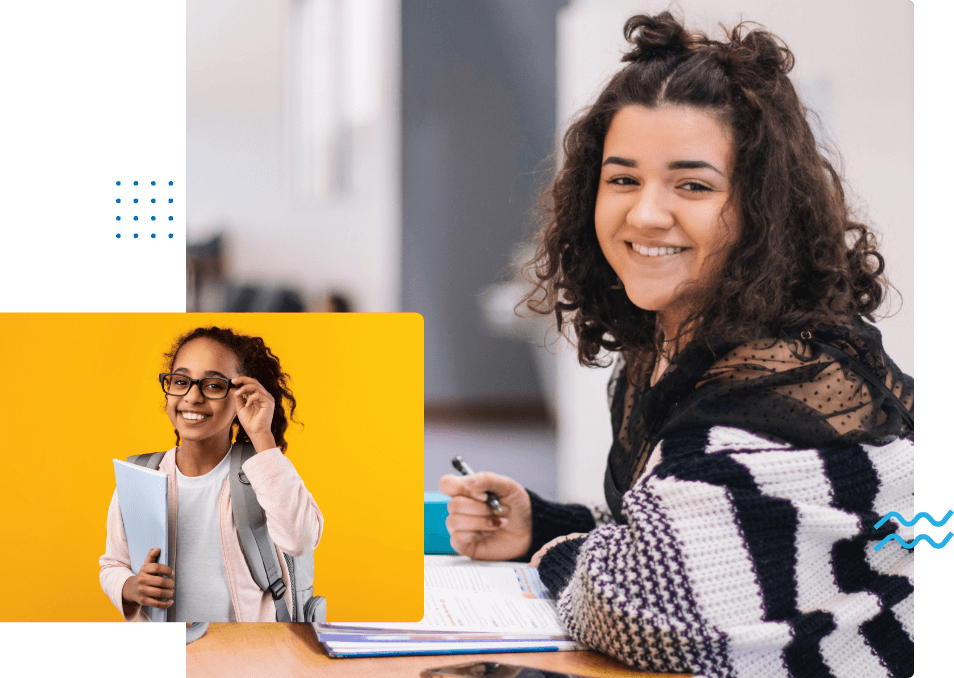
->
xmin=536 ymin=425 xmax=914 ymax=678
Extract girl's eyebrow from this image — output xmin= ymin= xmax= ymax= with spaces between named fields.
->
xmin=601 ymin=156 xmax=725 ymax=176
xmin=172 ymin=367 xmax=230 ymax=379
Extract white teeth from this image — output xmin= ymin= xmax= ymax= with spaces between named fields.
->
xmin=631 ymin=243 xmax=686 ymax=256
xmin=180 ymin=411 xmax=209 ymax=421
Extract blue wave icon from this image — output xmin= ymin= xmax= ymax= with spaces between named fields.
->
xmin=875 ymin=532 xmax=952 ymax=551
xmin=875 ymin=511 xmax=954 ymax=530
xmin=873 ymin=510 xmax=954 ymax=551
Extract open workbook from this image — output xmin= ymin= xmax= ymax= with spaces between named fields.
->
xmin=313 ymin=556 xmax=582 ymax=658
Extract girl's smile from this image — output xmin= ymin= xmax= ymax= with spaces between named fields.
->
xmin=178 ymin=410 xmax=211 ymax=422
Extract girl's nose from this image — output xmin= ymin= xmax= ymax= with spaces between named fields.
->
xmin=627 ymin=185 xmax=674 ymax=231
xmin=183 ymin=382 xmax=205 ymax=402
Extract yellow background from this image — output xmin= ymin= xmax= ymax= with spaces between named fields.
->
xmin=0 ymin=313 xmax=423 ymax=622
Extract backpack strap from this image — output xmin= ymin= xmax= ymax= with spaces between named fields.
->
xmin=127 ymin=451 xmax=165 ymax=471
xmin=229 ymin=443 xmax=293 ymax=622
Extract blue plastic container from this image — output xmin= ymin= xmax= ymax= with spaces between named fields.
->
xmin=424 ymin=492 xmax=455 ymax=554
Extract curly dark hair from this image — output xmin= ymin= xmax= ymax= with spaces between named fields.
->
xmin=523 ymin=11 xmax=889 ymax=369
xmin=164 ymin=326 xmax=299 ymax=452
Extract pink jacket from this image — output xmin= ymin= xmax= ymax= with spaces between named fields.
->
xmin=99 ymin=447 xmax=323 ymax=622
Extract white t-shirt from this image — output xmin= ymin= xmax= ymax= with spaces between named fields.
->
xmin=174 ymin=450 xmax=235 ymax=622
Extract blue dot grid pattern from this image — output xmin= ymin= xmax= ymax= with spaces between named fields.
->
xmin=116 ymin=180 xmax=179 ymax=240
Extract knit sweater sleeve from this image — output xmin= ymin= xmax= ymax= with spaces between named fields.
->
xmin=539 ymin=425 xmax=914 ymax=678
xmin=518 ymin=490 xmax=596 ymax=562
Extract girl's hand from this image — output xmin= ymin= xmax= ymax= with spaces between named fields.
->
xmin=123 ymin=548 xmax=174 ymax=609
xmin=438 ymin=472 xmax=532 ymax=561
xmin=529 ymin=533 xmax=588 ymax=568
xmin=230 ymin=376 xmax=277 ymax=452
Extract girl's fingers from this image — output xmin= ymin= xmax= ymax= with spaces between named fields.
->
xmin=448 ymin=531 xmax=487 ymax=556
xmin=142 ymin=585 xmax=174 ymax=600
xmin=141 ymin=574 xmax=174 ymax=590
xmin=447 ymin=495 xmax=498 ymax=517
xmin=459 ymin=472 xmax=520 ymax=497
xmin=230 ymin=379 xmax=272 ymax=399
xmin=142 ymin=596 xmax=174 ymax=609
xmin=140 ymin=585 xmax=172 ymax=601
xmin=140 ymin=594 xmax=173 ymax=607
xmin=447 ymin=513 xmax=507 ymax=532
xmin=438 ymin=474 xmax=467 ymax=497
xmin=234 ymin=392 xmax=270 ymax=407
xmin=237 ymin=387 xmax=258 ymax=397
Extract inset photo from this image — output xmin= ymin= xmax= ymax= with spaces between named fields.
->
xmin=0 ymin=313 xmax=422 ymax=624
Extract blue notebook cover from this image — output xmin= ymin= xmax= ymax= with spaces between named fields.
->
xmin=113 ymin=459 xmax=169 ymax=622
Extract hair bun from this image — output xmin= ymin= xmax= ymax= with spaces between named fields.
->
xmin=622 ymin=13 xmax=795 ymax=81
xmin=622 ymin=12 xmax=692 ymax=63
xmin=719 ymin=24 xmax=795 ymax=77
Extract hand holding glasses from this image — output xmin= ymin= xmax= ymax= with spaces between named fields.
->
xmin=159 ymin=372 xmax=277 ymax=451
xmin=159 ymin=373 xmax=234 ymax=400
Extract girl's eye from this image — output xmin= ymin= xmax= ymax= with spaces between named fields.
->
xmin=173 ymin=378 xmax=189 ymax=386
xmin=205 ymin=382 xmax=223 ymax=391
xmin=606 ymin=177 xmax=712 ymax=193
xmin=679 ymin=181 xmax=713 ymax=192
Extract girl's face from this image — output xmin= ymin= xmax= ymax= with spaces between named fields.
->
xmin=594 ymin=104 xmax=740 ymax=338
xmin=165 ymin=337 xmax=241 ymax=449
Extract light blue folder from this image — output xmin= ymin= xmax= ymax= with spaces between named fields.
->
xmin=113 ymin=459 xmax=169 ymax=622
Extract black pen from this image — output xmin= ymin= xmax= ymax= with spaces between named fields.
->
xmin=452 ymin=456 xmax=504 ymax=518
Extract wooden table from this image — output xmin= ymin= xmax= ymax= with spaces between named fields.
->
xmin=186 ymin=623 xmax=690 ymax=677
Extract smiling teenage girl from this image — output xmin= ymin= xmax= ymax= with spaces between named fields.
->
xmin=440 ymin=12 xmax=913 ymax=678
xmin=99 ymin=327 xmax=322 ymax=622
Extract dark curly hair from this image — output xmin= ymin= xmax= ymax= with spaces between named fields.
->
xmin=523 ymin=11 xmax=889 ymax=370
xmin=164 ymin=326 xmax=299 ymax=452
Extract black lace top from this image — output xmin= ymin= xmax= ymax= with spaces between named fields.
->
xmin=524 ymin=318 xmax=914 ymax=554
xmin=604 ymin=319 xmax=913 ymax=521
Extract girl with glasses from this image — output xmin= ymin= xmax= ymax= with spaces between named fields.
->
xmin=99 ymin=326 xmax=323 ymax=622
xmin=440 ymin=12 xmax=913 ymax=677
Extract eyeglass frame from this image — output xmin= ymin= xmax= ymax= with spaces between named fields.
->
xmin=158 ymin=373 xmax=235 ymax=400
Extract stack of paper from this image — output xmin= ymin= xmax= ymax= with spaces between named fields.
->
xmin=314 ymin=556 xmax=582 ymax=658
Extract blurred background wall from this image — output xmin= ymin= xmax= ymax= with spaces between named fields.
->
xmin=187 ymin=0 xmax=401 ymax=314
xmin=402 ymin=0 xmax=567 ymax=407
xmin=187 ymin=0 xmax=913 ymax=503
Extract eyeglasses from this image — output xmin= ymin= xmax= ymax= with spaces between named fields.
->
xmin=159 ymin=373 xmax=234 ymax=400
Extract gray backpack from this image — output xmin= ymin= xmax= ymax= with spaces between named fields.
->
xmin=127 ymin=442 xmax=326 ymax=623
